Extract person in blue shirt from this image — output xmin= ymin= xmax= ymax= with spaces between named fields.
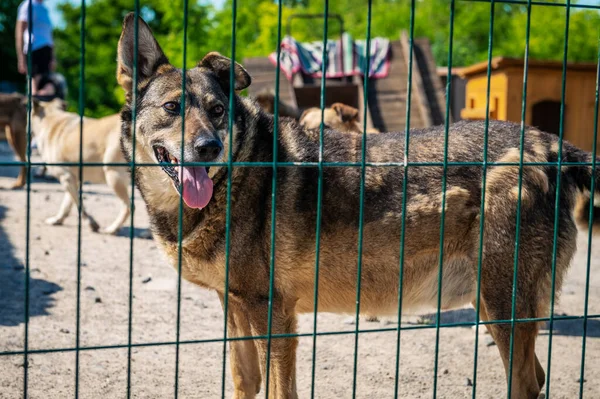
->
xmin=15 ymin=0 xmax=55 ymax=96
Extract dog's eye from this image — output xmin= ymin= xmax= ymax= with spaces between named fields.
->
xmin=210 ymin=105 xmax=225 ymax=117
xmin=163 ymin=102 xmax=181 ymax=115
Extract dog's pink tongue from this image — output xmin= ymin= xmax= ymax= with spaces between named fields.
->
xmin=178 ymin=166 xmax=213 ymax=209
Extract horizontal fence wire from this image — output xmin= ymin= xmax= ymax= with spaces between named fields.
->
xmin=5 ymin=0 xmax=599 ymax=397
xmin=461 ymin=0 xmax=600 ymax=9
xmin=4 ymin=161 xmax=600 ymax=168
xmin=2 ymin=313 xmax=599 ymax=357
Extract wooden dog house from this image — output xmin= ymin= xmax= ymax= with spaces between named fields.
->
xmin=460 ymin=57 xmax=600 ymax=152
xmin=244 ymin=31 xmax=448 ymax=132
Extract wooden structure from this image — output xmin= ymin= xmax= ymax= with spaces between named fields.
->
xmin=437 ymin=66 xmax=467 ymax=123
xmin=244 ymin=31 xmax=447 ymax=132
xmin=459 ymin=57 xmax=600 ymax=152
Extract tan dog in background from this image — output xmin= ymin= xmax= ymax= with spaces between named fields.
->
xmin=254 ymin=89 xmax=302 ymax=120
xmin=0 ymin=93 xmax=28 ymax=189
xmin=30 ymin=98 xmax=130 ymax=234
xmin=300 ymin=102 xmax=380 ymax=133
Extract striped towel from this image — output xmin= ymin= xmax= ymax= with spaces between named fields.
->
xmin=269 ymin=33 xmax=390 ymax=81
xmin=355 ymin=37 xmax=391 ymax=79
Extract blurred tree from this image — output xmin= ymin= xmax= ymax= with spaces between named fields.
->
xmin=47 ymin=0 xmax=599 ymax=117
xmin=0 ymin=0 xmax=25 ymax=91
xmin=54 ymin=0 xmax=212 ymax=117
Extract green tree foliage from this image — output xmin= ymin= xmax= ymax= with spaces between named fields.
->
xmin=54 ymin=0 xmax=213 ymax=116
xmin=1 ymin=0 xmax=594 ymax=117
xmin=0 ymin=0 xmax=24 ymax=90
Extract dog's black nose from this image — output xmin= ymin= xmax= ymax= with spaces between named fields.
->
xmin=194 ymin=137 xmax=223 ymax=162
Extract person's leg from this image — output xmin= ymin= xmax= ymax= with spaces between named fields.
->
xmin=30 ymin=46 xmax=52 ymax=96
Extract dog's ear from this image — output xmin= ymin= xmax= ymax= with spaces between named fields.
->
xmin=117 ymin=12 xmax=169 ymax=94
xmin=51 ymin=98 xmax=67 ymax=111
xmin=199 ymin=52 xmax=251 ymax=92
xmin=331 ymin=103 xmax=359 ymax=123
xmin=299 ymin=108 xmax=314 ymax=125
xmin=21 ymin=96 xmax=41 ymax=113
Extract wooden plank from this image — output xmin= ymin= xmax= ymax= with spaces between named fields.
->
xmin=400 ymin=31 xmax=433 ymax=127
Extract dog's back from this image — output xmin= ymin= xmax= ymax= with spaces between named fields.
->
xmin=265 ymin=117 xmax=578 ymax=316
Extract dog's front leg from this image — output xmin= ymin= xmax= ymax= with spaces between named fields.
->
xmin=244 ymin=295 xmax=298 ymax=399
xmin=218 ymin=292 xmax=262 ymax=399
xmin=5 ymin=124 xmax=26 ymax=189
xmin=45 ymin=192 xmax=73 ymax=225
xmin=59 ymin=172 xmax=100 ymax=232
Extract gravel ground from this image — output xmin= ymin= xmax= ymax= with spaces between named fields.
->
xmin=0 ymin=141 xmax=599 ymax=398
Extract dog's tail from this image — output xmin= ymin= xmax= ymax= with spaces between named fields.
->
xmin=562 ymin=142 xmax=600 ymax=233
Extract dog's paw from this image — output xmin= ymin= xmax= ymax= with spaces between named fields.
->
xmin=10 ymin=182 xmax=25 ymax=190
xmin=45 ymin=217 xmax=63 ymax=226
xmin=365 ymin=315 xmax=379 ymax=322
xmin=101 ymin=226 xmax=120 ymax=235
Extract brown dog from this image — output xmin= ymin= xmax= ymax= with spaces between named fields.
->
xmin=0 ymin=93 xmax=28 ymax=189
xmin=117 ymin=14 xmax=597 ymax=399
xmin=30 ymin=98 xmax=131 ymax=234
xmin=254 ymin=89 xmax=302 ymax=120
xmin=300 ymin=102 xmax=380 ymax=133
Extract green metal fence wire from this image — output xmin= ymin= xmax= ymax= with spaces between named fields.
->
xmin=433 ymin=1 xmax=455 ymax=397
xmin=220 ymin=0 xmax=238 ymax=395
xmin=265 ymin=0 xmax=283 ymax=394
xmin=7 ymin=0 xmax=600 ymax=398
xmin=579 ymin=38 xmax=600 ymax=399
xmin=393 ymin=1 xmax=415 ymax=397
xmin=174 ymin=0 xmax=189 ymax=397
xmin=471 ymin=0 xmax=497 ymax=396
xmin=74 ymin=0 xmax=86 ymax=395
xmin=310 ymin=1 xmax=329 ymax=398
xmin=126 ymin=2 xmax=140 ymax=397
xmin=22 ymin=1 xmax=33 ymax=397
xmin=545 ymin=1 xmax=571 ymax=396
xmin=352 ymin=1 xmax=373 ymax=397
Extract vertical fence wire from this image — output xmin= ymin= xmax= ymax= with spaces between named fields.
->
xmin=432 ymin=1 xmax=456 ymax=397
xmin=545 ymin=1 xmax=571 ymax=396
xmin=174 ymin=0 xmax=190 ymax=397
xmin=309 ymin=1 xmax=329 ymax=397
xmin=126 ymin=2 xmax=140 ymax=397
xmin=264 ymin=0 xmax=284 ymax=396
xmin=74 ymin=0 xmax=86 ymax=396
xmin=219 ymin=0 xmax=239 ymax=396
xmin=471 ymin=1 xmax=496 ymax=396
xmin=22 ymin=0 xmax=34 ymax=396
xmin=506 ymin=0 xmax=533 ymax=396
xmin=392 ymin=1 xmax=415 ymax=397
xmin=351 ymin=1 xmax=373 ymax=397
xmin=578 ymin=38 xmax=600 ymax=399
xmin=8 ymin=0 xmax=600 ymax=398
